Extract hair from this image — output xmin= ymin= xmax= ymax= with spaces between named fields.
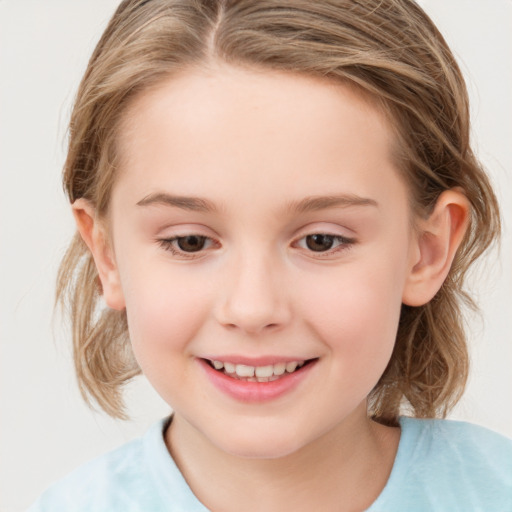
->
xmin=57 ymin=0 xmax=500 ymax=422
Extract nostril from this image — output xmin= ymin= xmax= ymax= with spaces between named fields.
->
xmin=220 ymin=319 xmax=283 ymax=334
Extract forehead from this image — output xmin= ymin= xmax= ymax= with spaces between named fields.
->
xmin=114 ymin=64 xmax=406 ymax=214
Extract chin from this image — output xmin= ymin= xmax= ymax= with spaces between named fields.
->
xmin=209 ymin=425 xmax=311 ymax=460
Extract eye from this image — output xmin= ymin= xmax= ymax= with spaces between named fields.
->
xmin=304 ymin=234 xmax=336 ymax=252
xmin=174 ymin=235 xmax=208 ymax=252
xmin=158 ymin=235 xmax=216 ymax=257
xmin=294 ymin=233 xmax=355 ymax=254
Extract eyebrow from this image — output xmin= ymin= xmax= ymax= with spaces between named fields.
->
xmin=136 ymin=192 xmax=378 ymax=213
xmin=286 ymin=195 xmax=378 ymax=213
xmin=136 ymin=193 xmax=217 ymax=212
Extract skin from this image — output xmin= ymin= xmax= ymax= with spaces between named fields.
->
xmin=75 ymin=63 xmax=469 ymax=511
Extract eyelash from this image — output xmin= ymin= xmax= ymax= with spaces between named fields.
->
xmin=157 ymin=235 xmax=216 ymax=259
xmin=293 ymin=233 xmax=356 ymax=257
xmin=157 ymin=233 xmax=356 ymax=259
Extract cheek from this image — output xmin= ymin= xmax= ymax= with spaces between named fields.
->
xmin=117 ymin=260 xmax=212 ymax=370
xmin=298 ymin=257 xmax=406 ymax=368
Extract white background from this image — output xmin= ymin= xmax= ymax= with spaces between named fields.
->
xmin=1 ymin=1 xmax=511 ymax=510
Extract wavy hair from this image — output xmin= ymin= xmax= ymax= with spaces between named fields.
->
xmin=57 ymin=0 xmax=500 ymax=420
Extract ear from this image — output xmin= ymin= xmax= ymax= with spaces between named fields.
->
xmin=402 ymin=189 xmax=470 ymax=307
xmin=72 ymin=198 xmax=126 ymax=310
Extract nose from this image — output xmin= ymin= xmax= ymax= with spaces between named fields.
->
xmin=214 ymin=249 xmax=292 ymax=335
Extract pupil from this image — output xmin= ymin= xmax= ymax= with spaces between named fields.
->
xmin=306 ymin=234 xmax=334 ymax=252
xmin=177 ymin=235 xmax=205 ymax=252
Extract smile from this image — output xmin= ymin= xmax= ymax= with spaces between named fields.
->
xmin=204 ymin=359 xmax=315 ymax=382
xmin=199 ymin=357 xmax=318 ymax=402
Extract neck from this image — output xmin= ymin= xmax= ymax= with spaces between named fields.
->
xmin=166 ymin=405 xmax=400 ymax=512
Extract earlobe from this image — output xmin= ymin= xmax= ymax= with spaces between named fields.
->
xmin=402 ymin=189 xmax=470 ymax=307
xmin=72 ymin=199 xmax=126 ymax=311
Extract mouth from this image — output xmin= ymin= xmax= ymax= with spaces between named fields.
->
xmin=202 ymin=358 xmax=318 ymax=383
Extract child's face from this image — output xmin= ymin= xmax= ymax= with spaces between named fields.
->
xmin=106 ymin=64 xmax=419 ymax=457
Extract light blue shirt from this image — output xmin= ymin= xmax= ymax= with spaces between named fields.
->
xmin=29 ymin=416 xmax=512 ymax=511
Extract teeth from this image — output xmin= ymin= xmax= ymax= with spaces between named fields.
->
xmin=210 ymin=359 xmax=307 ymax=379
xmin=273 ymin=362 xmax=286 ymax=375
xmin=235 ymin=364 xmax=255 ymax=377
xmin=255 ymin=365 xmax=274 ymax=378
xmin=286 ymin=361 xmax=298 ymax=373
xmin=224 ymin=362 xmax=236 ymax=374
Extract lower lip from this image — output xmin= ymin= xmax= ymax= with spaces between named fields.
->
xmin=198 ymin=359 xmax=317 ymax=403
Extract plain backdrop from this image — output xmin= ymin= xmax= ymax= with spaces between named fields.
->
xmin=1 ymin=1 xmax=511 ymax=510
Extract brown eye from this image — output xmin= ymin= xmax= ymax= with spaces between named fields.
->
xmin=305 ymin=234 xmax=335 ymax=252
xmin=176 ymin=235 xmax=207 ymax=252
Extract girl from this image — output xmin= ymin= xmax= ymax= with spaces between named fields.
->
xmin=29 ymin=0 xmax=512 ymax=510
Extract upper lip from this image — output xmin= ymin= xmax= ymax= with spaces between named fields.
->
xmin=200 ymin=355 xmax=317 ymax=366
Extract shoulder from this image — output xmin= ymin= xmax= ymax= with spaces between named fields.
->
xmin=369 ymin=418 xmax=512 ymax=512
xmin=400 ymin=416 xmax=512 ymax=472
xmin=27 ymin=417 xmax=207 ymax=512
xmin=28 ymin=432 xmax=148 ymax=512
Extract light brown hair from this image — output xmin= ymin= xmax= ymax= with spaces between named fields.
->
xmin=57 ymin=0 xmax=500 ymax=421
